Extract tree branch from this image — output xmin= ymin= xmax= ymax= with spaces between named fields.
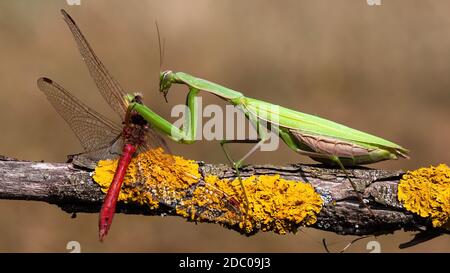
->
xmin=0 ymin=155 xmax=445 ymax=243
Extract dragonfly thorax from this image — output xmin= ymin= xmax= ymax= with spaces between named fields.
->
xmin=130 ymin=112 xmax=148 ymax=126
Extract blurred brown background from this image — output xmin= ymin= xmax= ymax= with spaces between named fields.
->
xmin=0 ymin=0 xmax=449 ymax=252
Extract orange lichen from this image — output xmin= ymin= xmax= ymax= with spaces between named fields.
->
xmin=93 ymin=148 xmax=200 ymax=209
xmin=197 ymin=174 xmax=324 ymax=234
xmin=398 ymin=164 xmax=450 ymax=228
xmin=93 ymin=148 xmax=323 ymax=234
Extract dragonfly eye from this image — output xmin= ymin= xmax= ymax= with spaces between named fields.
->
xmin=131 ymin=93 xmax=144 ymax=104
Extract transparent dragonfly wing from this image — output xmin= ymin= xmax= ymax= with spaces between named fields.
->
xmin=70 ymin=136 xmax=125 ymax=169
xmin=37 ymin=77 xmax=122 ymax=153
xmin=61 ymin=10 xmax=171 ymax=156
xmin=138 ymin=126 xmax=172 ymax=156
xmin=61 ymin=9 xmax=128 ymax=119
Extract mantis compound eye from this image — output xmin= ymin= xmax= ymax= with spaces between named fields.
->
xmin=159 ymin=70 xmax=173 ymax=102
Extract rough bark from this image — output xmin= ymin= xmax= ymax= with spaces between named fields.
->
xmin=0 ymin=155 xmax=445 ymax=244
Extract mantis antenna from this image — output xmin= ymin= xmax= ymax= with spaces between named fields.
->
xmin=155 ymin=21 xmax=165 ymax=69
xmin=155 ymin=21 xmax=167 ymax=102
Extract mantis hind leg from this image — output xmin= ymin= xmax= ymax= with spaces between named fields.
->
xmin=331 ymin=156 xmax=374 ymax=216
xmin=291 ymin=148 xmax=374 ymax=216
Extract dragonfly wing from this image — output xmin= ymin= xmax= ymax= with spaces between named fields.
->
xmin=70 ymin=134 xmax=126 ymax=169
xmin=37 ymin=77 xmax=122 ymax=152
xmin=138 ymin=126 xmax=172 ymax=155
xmin=61 ymin=10 xmax=172 ymax=158
xmin=61 ymin=10 xmax=128 ymax=118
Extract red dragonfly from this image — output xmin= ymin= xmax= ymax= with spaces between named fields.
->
xmin=38 ymin=10 xmax=170 ymax=241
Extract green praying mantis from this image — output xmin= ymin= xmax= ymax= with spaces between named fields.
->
xmin=125 ymin=69 xmax=409 ymax=214
xmin=61 ymin=18 xmax=406 ymax=214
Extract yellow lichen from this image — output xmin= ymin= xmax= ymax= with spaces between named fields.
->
xmin=93 ymin=148 xmax=323 ymax=234
xmin=195 ymin=174 xmax=324 ymax=234
xmin=398 ymin=164 xmax=450 ymax=228
xmin=93 ymin=148 xmax=200 ymax=209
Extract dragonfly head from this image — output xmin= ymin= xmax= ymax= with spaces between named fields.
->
xmin=124 ymin=93 xmax=144 ymax=106
xmin=160 ymin=70 xmax=174 ymax=102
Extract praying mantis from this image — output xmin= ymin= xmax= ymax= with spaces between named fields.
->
xmin=128 ymin=70 xmax=409 ymax=213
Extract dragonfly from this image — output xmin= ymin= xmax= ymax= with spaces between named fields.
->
xmin=37 ymin=10 xmax=175 ymax=241
xmin=38 ymin=72 xmax=242 ymax=238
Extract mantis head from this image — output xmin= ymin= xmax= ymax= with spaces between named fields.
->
xmin=159 ymin=70 xmax=174 ymax=103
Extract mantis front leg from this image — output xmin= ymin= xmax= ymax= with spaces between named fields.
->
xmin=130 ymin=87 xmax=200 ymax=143
xmin=132 ymin=87 xmax=256 ymax=218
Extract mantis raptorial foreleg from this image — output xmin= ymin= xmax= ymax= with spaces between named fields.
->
xmin=136 ymin=84 xmax=258 ymax=217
